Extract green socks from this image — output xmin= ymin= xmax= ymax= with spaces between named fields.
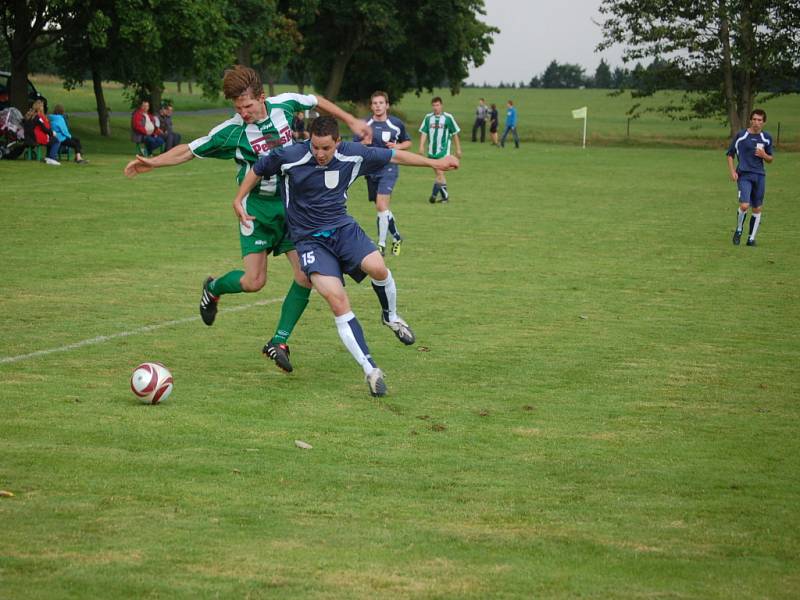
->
xmin=208 ymin=270 xmax=244 ymax=296
xmin=272 ymin=281 xmax=311 ymax=344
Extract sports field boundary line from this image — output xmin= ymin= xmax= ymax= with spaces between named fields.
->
xmin=0 ymin=297 xmax=284 ymax=366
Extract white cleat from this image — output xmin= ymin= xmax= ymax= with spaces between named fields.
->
xmin=381 ymin=315 xmax=416 ymax=345
xmin=366 ymin=368 xmax=387 ymax=397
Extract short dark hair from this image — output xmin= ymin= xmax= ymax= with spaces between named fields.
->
xmin=750 ymin=109 xmax=767 ymax=122
xmin=309 ymin=115 xmax=340 ymax=140
xmin=53 ymin=104 xmax=65 ymax=115
xmin=371 ymin=90 xmax=389 ymax=103
xmin=431 ymin=96 xmax=443 ymax=104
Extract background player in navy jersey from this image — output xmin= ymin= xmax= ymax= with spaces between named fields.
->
xmin=353 ymin=91 xmax=411 ymax=257
xmin=727 ymin=109 xmax=774 ymax=247
xmin=232 ymin=117 xmax=458 ymax=397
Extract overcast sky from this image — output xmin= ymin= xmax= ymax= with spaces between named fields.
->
xmin=467 ymin=0 xmax=627 ymax=85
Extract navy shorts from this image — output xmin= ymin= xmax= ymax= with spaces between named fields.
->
xmin=295 ymin=222 xmax=378 ymax=283
xmin=366 ymin=164 xmax=399 ymax=202
xmin=737 ymin=172 xmax=766 ymax=207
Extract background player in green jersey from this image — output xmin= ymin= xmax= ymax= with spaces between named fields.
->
xmin=124 ymin=66 xmax=370 ymax=373
xmin=418 ymin=96 xmax=462 ymax=204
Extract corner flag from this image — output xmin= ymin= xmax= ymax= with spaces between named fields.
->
xmin=572 ymin=106 xmax=588 ymax=148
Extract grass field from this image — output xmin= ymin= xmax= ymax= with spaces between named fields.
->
xmin=2 ymin=123 xmax=800 ymax=597
xmin=30 ymin=74 xmax=800 ymax=148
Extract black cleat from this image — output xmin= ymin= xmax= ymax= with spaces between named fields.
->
xmin=263 ymin=341 xmax=293 ymax=373
xmin=199 ymin=277 xmax=219 ymax=326
xmin=732 ymin=230 xmax=742 ymax=245
xmin=377 ymin=243 xmax=386 ymax=256
xmin=746 ymin=238 xmax=756 ymax=247
xmin=428 ymin=195 xmax=437 ymax=204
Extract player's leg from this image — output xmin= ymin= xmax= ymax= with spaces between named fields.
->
xmin=312 ymin=272 xmax=386 ymax=396
xmin=429 ymin=161 xmax=441 ymax=204
xmin=512 ymin=127 xmax=520 ymax=148
xmin=200 ymin=250 xmax=266 ymax=326
xmin=263 ymin=249 xmax=313 ymax=373
xmin=361 ymin=251 xmax=416 ymax=346
xmin=436 ymin=169 xmax=449 ymax=202
xmin=732 ymin=177 xmax=753 ymax=246
xmin=747 ymin=176 xmax=765 ymax=246
xmin=376 ymin=167 xmax=402 ymax=254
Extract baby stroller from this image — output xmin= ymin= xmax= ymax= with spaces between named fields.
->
xmin=0 ymin=107 xmax=26 ymax=159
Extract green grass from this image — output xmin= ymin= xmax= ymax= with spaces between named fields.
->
xmin=1 ymin=139 xmax=799 ymax=598
xmin=32 ymin=74 xmax=800 ymax=149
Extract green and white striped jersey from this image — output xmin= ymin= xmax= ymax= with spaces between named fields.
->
xmin=418 ymin=111 xmax=460 ymax=158
xmin=188 ymin=93 xmax=317 ymax=200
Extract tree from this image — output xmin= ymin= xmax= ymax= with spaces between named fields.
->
xmin=541 ymin=60 xmax=587 ymax=88
xmin=597 ymin=0 xmax=800 ymax=135
xmin=297 ymin=0 xmax=497 ymax=103
xmin=611 ymin=66 xmax=628 ymax=89
xmin=57 ymin=0 xmax=234 ymax=135
xmin=1 ymin=0 xmax=75 ymax=111
xmin=594 ymin=59 xmax=612 ymax=88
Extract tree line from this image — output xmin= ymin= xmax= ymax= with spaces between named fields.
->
xmin=1 ymin=0 xmax=497 ymax=135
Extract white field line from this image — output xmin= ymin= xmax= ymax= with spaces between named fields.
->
xmin=0 ymin=297 xmax=284 ymax=365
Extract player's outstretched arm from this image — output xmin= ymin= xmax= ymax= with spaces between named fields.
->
xmin=232 ymin=169 xmax=261 ymax=226
xmin=123 ymin=143 xmax=195 ymax=178
xmin=315 ymin=95 xmax=372 ymax=144
xmin=391 ymin=149 xmax=459 ymax=171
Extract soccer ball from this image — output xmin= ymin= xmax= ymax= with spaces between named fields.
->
xmin=130 ymin=362 xmax=173 ymax=404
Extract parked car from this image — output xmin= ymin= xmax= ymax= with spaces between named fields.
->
xmin=0 ymin=70 xmax=48 ymax=113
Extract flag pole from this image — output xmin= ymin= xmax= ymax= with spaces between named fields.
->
xmin=582 ymin=115 xmax=587 ymax=149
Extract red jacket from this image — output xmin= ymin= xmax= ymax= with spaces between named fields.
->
xmin=131 ymin=108 xmax=158 ymax=136
xmin=32 ymin=114 xmax=52 ymax=145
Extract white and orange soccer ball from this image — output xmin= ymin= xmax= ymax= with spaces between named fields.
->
xmin=130 ymin=362 xmax=173 ymax=404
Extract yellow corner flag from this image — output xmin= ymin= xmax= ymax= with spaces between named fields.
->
xmin=572 ymin=106 xmax=587 ymax=119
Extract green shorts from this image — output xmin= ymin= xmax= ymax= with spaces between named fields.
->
xmin=239 ymin=195 xmax=295 ymax=258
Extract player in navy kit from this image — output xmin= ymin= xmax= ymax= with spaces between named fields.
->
xmin=232 ymin=117 xmax=459 ymax=397
xmin=726 ymin=109 xmax=775 ymax=247
xmin=353 ymin=91 xmax=412 ymax=256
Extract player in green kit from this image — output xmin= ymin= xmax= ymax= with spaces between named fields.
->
xmin=124 ymin=66 xmax=370 ymax=373
xmin=418 ymin=96 xmax=462 ymax=204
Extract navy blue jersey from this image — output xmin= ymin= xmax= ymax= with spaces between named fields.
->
xmin=726 ymin=129 xmax=773 ymax=175
xmin=253 ymin=141 xmax=394 ymax=241
xmin=353 ymin=115 xmax=410 ymax=149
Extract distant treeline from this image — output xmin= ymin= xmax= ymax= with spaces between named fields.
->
xmin=466 ymin=58 xmax=800 ymax=91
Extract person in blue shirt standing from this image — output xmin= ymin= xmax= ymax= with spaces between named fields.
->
xmin=500 ymin=100 xmax=520 ymax=149
xmin=49 ymin=105 xmax=88 ymax=163
xmin=233 ymin=116 xmax=459 ymax=397
xmin=726 ymin=109 xmax=774 ymax=246
xmin=353 ymin=91 xmax=412 ymax=256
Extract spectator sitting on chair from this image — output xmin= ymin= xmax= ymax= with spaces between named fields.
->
xmin=158 ymin=102 xmax=182 ymax=151
xmin=24 ymin=99 xmax=61 ymax=165
xmin=49 ymin=104 xmax=88 ymax=164
xmin=131 ymin=100 xmax=165 ymax=155
xmin=292 ymin=111 xmax=308 ymax=140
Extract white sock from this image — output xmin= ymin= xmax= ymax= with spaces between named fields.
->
xmin=736 ymin=208 xmax=747 ymax=232
xmin=334 ymin=312 xmax=375 ymax=375
xmin=749 ymin=213 xmax=762 ymax=240
xmin=371 ymin=271 xmax=398 ymax=322
xmin=377 ymin=210 xmax=390 ymax=246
